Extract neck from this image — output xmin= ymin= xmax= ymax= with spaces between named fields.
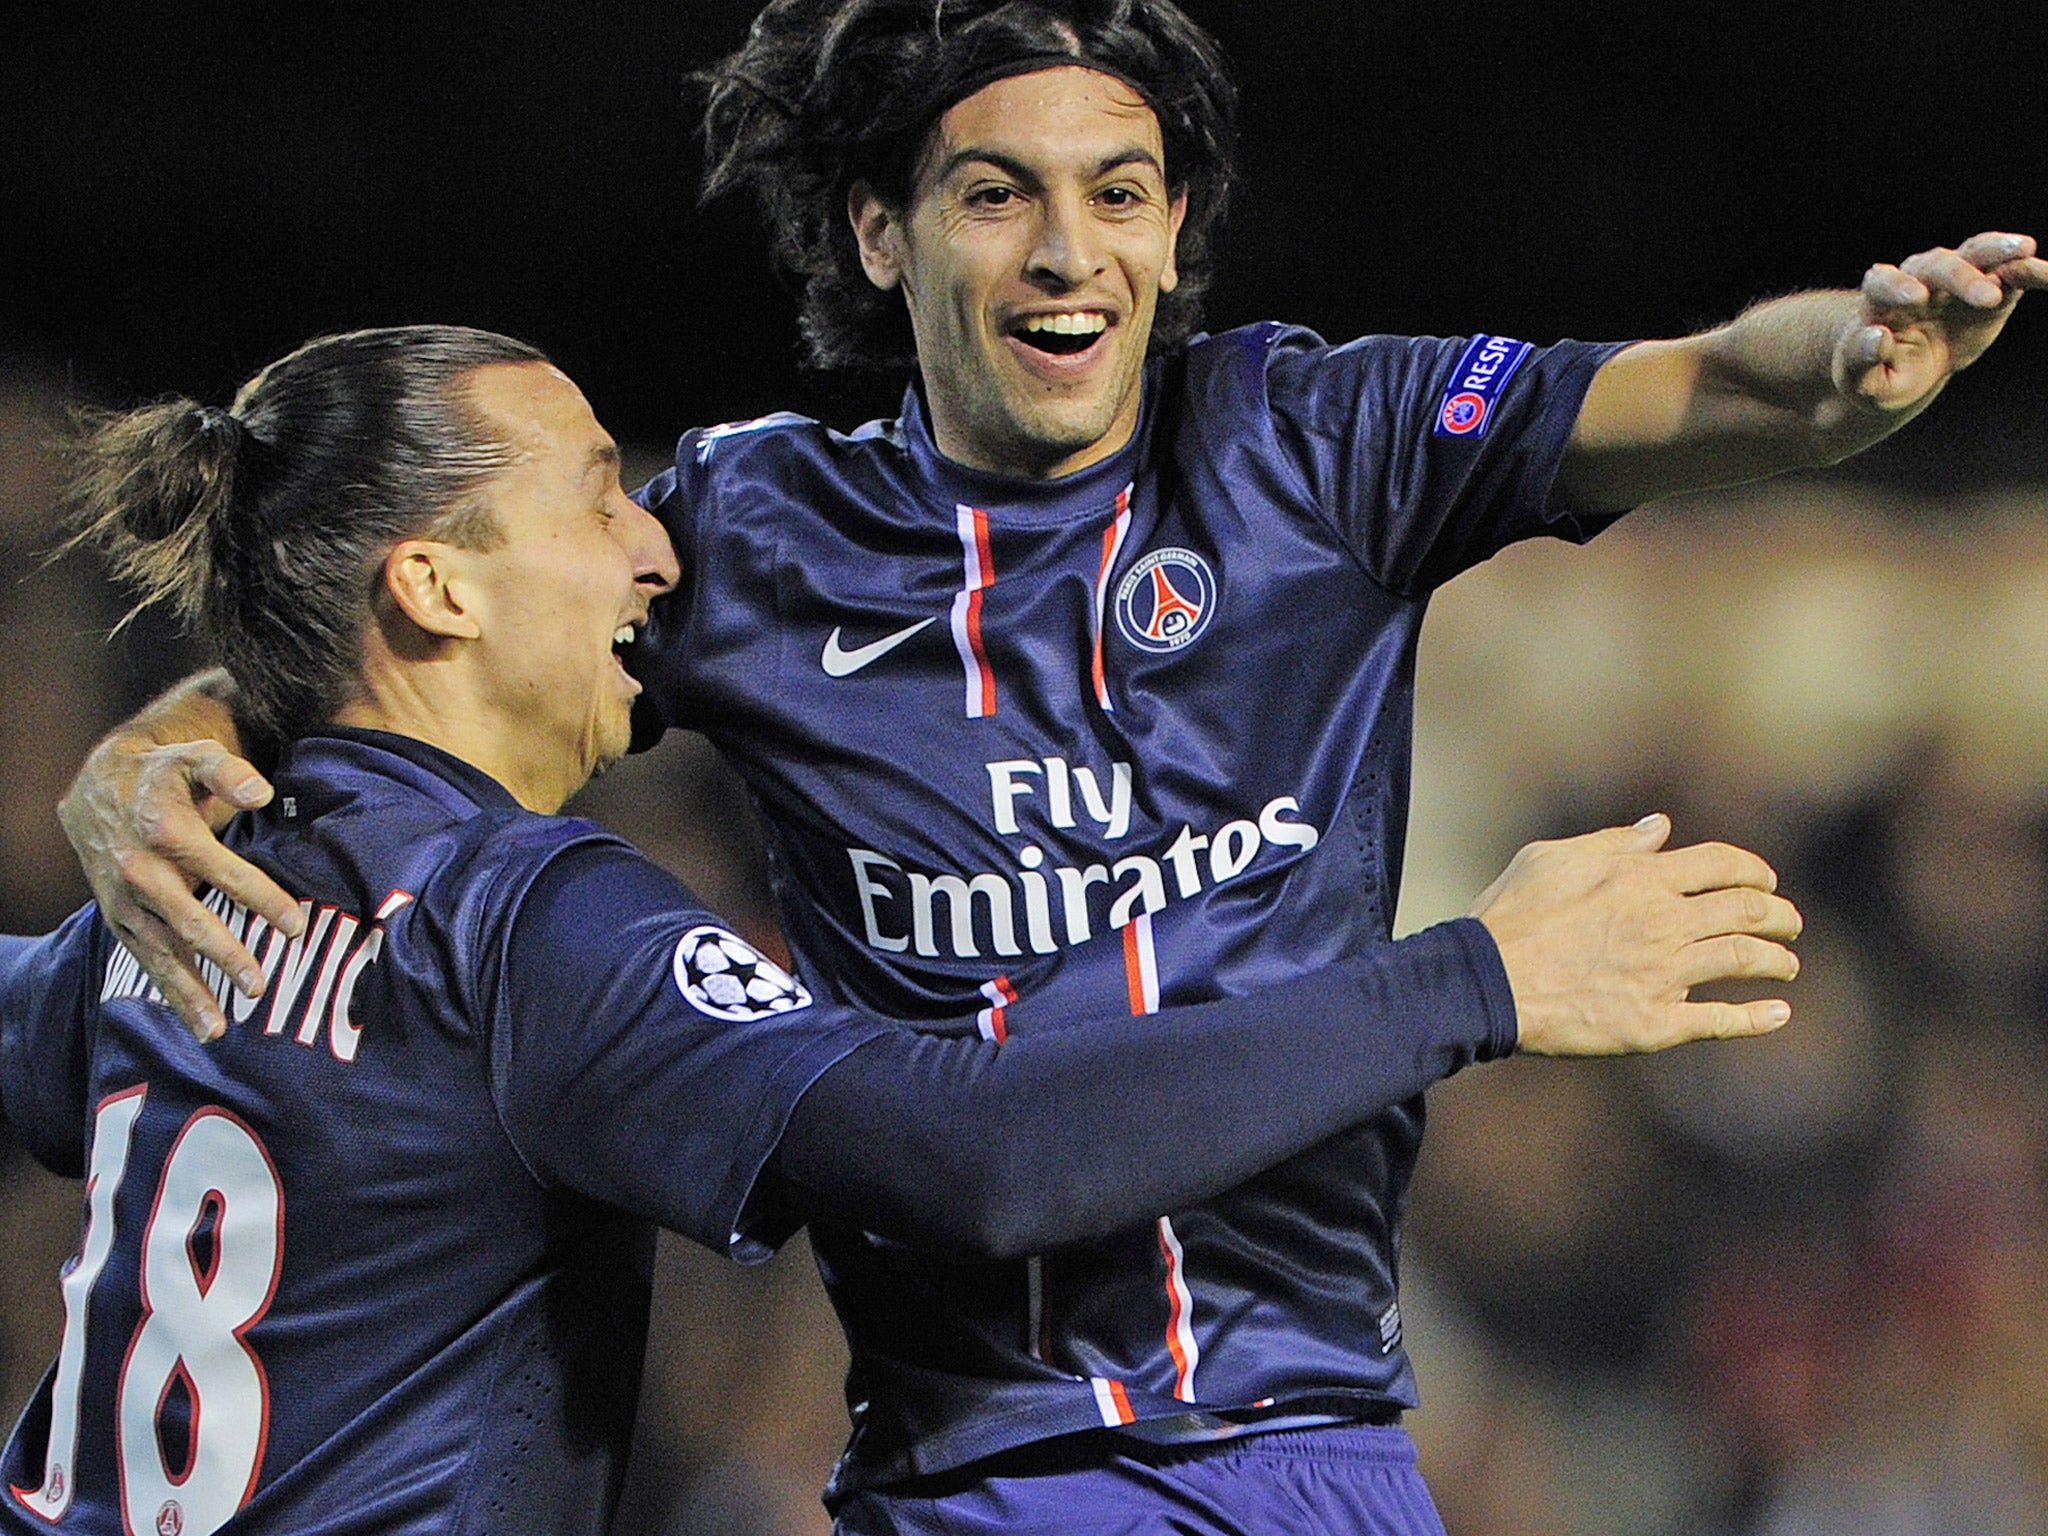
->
xmin=334 ymin=671 xmax=581 ymax=815
xmin=923 ymin=390 xmax=1142 ymax=481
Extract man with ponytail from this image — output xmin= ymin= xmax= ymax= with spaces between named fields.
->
xmin=50 ymin=3 xmax=2043 ymax=1533
xmin=1 ymin=327 xmax=1798 ymax=1534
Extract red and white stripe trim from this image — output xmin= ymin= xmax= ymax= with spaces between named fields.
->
xmin=1090 ymin=1376 xmax=1138 ymax=1427
xmin=976 ymin=976 xmax=1018 ymax=1043
xmin=1121 ymin=911 xmax=1200 ymax=1402
xmin=1120 ymin=910 xmax=1160 ymax=1017
xmin=1090 ymin=486 xmax=1133 ymax=712
xmin=950 ymin=505 xmax=999 ymax=718
xmin=1157 ymin=1215 xmax=1200 ymax=1401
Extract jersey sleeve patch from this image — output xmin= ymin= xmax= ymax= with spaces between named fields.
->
xmin=1432 ymin=334 xmax=1533 ymax=439
xmin=671 ymin=927 xmax=813 ymax=1022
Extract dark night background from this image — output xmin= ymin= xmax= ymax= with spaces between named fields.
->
xmin=5 ymin=1 xmax=2044 ymax=490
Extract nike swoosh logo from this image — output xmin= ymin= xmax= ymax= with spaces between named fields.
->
xmin=821 ymin=617 xmax=937 ymax=678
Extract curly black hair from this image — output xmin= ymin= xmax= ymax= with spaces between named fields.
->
xmin=698 ymin=0 xmax=1238 ymax=371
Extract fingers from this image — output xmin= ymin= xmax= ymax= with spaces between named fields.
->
xmin=167 ymin=837 xmax=301 ymax=946
xmin=1899 ymin=246 xmax=2006 ymax=309
xmin=1863 ymin=260 xmax=1932 ymax=311
xmin=58 ymin=733 xmax=306 ymax=1043
xmin=1675 ymin=997 xmax=1793 ymax=1042
xmin=1655 ymin=838 xmax=1779 ymax=897
xmin=1624 ymin=810 xmax=1672 ymax=851
xmin=99 ymin=903 xmax=230 ymax=1044
xmin=127 ymin=744 xmax=302 ymax=938
xmin=1955 ymin=230 xmax=2036 ymax=272
xmin=1673 ymin=885 xmax=1803 ymax=944
xmin=1875 ymin=234 xmax=2037 ymax=309
xmin=1991 ymin=253 xmax=2048 ymax=292
xmin=185 ymin=741 xmax=276 ymax=817
xmin=1676 ymin=930 xmax=1800 ymax=991
xmin=120 ymin=843 xmax=289 ymax=994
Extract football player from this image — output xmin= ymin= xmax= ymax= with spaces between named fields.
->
xmin=3 ymin=327 xmax=1797 ymax=1536
xmin=60 ymin=2 xmax=2041 ymax=1531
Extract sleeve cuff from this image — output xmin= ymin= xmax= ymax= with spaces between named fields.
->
xmin=1436 ymin=915 xmax=1519 ymax=1061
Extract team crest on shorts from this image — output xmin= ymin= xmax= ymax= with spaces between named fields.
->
xmin=1115 ymin=548 xmax=1217 ymax=653
xmin=672 ymin=926 xmax=812 ymax=1021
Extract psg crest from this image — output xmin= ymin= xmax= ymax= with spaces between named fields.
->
xmin=1115 ymin=548 xmax=1217 ymax=653
xmin=672 ymin=926 xmax=812 ymax=1022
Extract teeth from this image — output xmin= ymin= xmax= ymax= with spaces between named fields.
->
xmin=612 ymin=626 xmax=636 ymax=647
xmin=1020 ymin=313 xmax=1107 ymax=336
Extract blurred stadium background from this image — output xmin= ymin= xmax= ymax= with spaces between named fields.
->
xmin=4 ymin=5 xmax=2045 ymax=1532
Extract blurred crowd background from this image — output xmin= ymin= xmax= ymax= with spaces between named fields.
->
xmin=6 ymin=3 xmax=2048 ymax=1533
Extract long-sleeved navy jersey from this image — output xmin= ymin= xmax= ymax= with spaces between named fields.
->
xmin=1 ymin=724 xmax=1517 ymax=1535
xmin=632 ymin=323 xmax=1625 ymax=1494
xmin=0 ymin=731 xmax=885 ymax=1535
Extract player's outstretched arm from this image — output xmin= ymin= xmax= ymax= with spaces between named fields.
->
xmin=1560 ymin=231 xmax=2047 ymax=513
xmin=773 ymin=817 xmax=1798 ymax=1256
xmin=58 ymin=670 xmax=303 ymax=1043
xmin=489 ymin=816 xmax=1795 ymax=1262
xmin=1472 ymin=812 xmax=1801 ymax=1054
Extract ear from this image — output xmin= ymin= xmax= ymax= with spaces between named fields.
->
xmin=1159 ymin=192 xmax=1189 ymax=295
xmin=848 ymin=181 xmax=907 ymax=292
xmin=382 ymin=540 xmax=481 ymax=642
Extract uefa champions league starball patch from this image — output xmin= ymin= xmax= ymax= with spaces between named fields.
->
xmin=671 ymin=926 xmax=812 ymax=1021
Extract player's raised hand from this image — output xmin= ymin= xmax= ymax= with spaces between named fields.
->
xmin=1470 ymin=813 xmax=1800 ymax=1055
xmin=58 ymin=735 xmax=303 ymax=1043
xmin=1835 ymin=231 xmax=2048 ymax=412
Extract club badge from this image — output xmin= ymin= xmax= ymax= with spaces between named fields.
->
xmin=1115 ymin=548 xmax=1217 ymax=654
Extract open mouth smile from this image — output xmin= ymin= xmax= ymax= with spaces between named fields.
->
xmin=1010 ymin=311 xmax=1111 ymax=357
xmin=611 ymin=622 xmax=644 ymax=690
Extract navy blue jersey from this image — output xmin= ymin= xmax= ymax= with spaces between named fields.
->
xmin=0 ymin=730 xmax=882 ymax=1536
xmin=633 ymin=324 xmax=1626 ymax=1491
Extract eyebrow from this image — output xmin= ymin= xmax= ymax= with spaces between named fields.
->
xmin=583 ymin=442 xmax=621 ymax=480
xmin=937 ymin=146 xmax=1166 ymax=188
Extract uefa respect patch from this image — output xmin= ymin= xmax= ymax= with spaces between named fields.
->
xmin=1433 ymin=333 xmax=1532 ymax=439
xmin=1115 ymin=548 xmax=1217 ymax=653
xmin=672 ymin=926 xmax=812 ymax=1022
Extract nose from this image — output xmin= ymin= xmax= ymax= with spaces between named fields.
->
xmin=1026 ymin=190 xmax=1106 ymax=290
xmin=613 ymin=490 xmax=680 ymax=599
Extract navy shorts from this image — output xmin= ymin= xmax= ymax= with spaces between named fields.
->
xmin=834 ymin=1424 xmax=1447 ymax=1536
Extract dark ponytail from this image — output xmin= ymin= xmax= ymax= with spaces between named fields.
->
xmin=67 ymin=325 xmax=548 ymax=741
xmin=67 ymin=399 xmax=249 ymax=625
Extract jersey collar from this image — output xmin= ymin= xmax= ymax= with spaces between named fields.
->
xmin=896 ymin=368 xmax=1160 ymax=526
xmin=275 ymin=728 xmax=526 ymax=820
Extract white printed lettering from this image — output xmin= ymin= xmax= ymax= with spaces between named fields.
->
xmin=1260 ymin=796 xmax=1322 ymax=854
xmin=295 ymin=914 xmax=359 ymax=1046
xmin=848 ymin=849 xmax=910 ymax=953
xmin=1073 ymin=762 xmax=1133 ymax=840
xmin=1016 ymin=850 xmax=1059 ymax=955
xmin=840 ymin=793 xmax=1324 ymax=964
xmin=262 ymin=904 xmax=334 ymax=1037
xmin=1162 ymin=824 xmax=1209 ymax=898
xmin=1056 ymin=863 xmax=1112 ymax=945
xmin=327 ymin=928 xmax=384 ymax=1063
xmin=910 ymin=872 xmax=1021 ymax=959
xmin=1044 ymin=756 xmax=1076 ymax=829
xmin=1107 ymin=855 xmax=1167 ymax=929
xmin=987 ymin=760 xmax=1043 ymax=834
xmin=1209 ymin=820 xmax=1262 ymax=882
